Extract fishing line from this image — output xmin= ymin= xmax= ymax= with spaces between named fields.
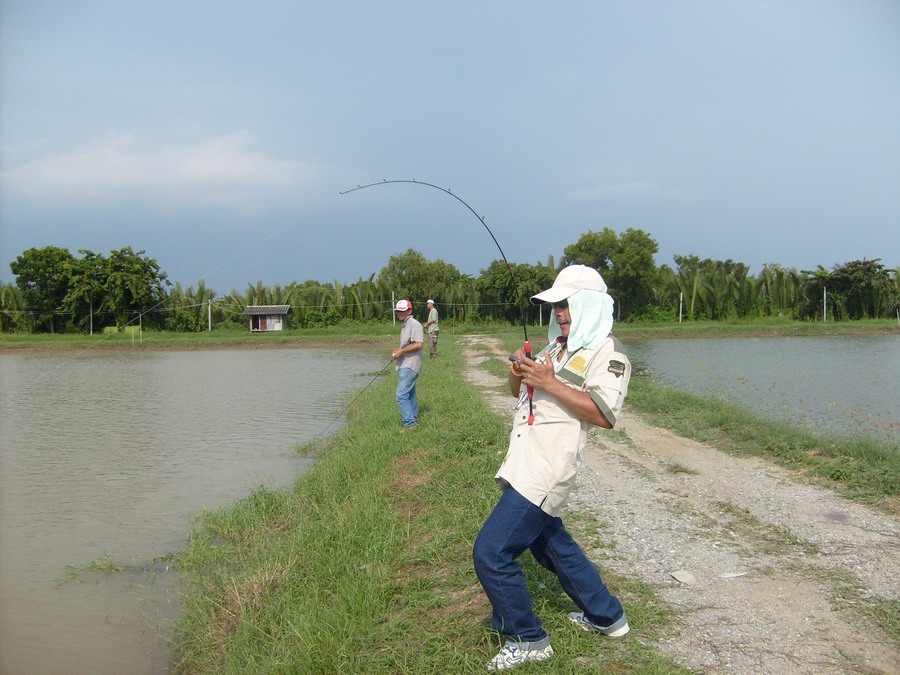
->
xmin=311 ymin=358 xmax=395 ymax=442
xmin=340 ymin=178 xmax=537 ymax=423
xmin=339 ymin=179 xmax=529 ymax=344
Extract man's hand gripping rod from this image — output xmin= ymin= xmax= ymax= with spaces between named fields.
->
xmin=510 ymin=343 xmax=535 ymax=425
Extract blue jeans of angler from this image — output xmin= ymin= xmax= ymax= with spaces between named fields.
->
xmin=396 ymin=367 xmax=419 ymax=427
xmin=473 ymin=487 xmax=625 ymax=644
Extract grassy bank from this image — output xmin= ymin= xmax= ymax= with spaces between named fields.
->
xmin=174 ymin=338 xmax=680 ymax=673
xmin=625 ymin=381 xmax=899 ymax=513
xmin=612 ymin=317 xmax=898 ymax=340
xmin=175 ymin=333 xmax=897 ymax=672
xmin=0 ymin=326 xmax=398 ymax=351
xmin=1 ymin=317 xmax=895 ymax=351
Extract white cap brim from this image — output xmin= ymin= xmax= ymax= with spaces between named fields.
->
xmin=531 ymin=286 xmax=577 ymax=304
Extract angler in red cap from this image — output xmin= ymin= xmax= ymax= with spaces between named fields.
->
xmin=474 ymin=265 xmax=632 ymax=671
xmin=391 ymin=299 xmax=424 ymax=429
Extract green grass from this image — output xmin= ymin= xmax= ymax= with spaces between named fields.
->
xmin=0 ymin=326 xmax=395 ymax=351
xmin=67 ymin=552 xmax=124 ymax=573
xmin=612 ymin=317 xmax=898 ymax=340
xmin=662 ymin=461 xmax=698 ymax=475
xmin=625 ymin=379 xmax=899 ymax=512
xmin=0 ymin=322 xmax=519 ymax=353
xmin=174 ymin=338 xmax=685 ymax=673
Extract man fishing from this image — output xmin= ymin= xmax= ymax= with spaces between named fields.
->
xmin=473 ymin=264 xmax=632 ymax=671
xmin=391 ymin=299 xmax=424 ymax=429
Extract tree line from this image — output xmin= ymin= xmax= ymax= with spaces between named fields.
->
xmin=2 ymin=228 xmax=897 ymax=333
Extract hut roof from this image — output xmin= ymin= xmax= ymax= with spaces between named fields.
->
xmin=242 ymin=305 xmax=291 ymax=316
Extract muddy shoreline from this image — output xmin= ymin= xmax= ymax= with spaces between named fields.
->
xmin=0 ymin=335 xmax=393 ymax=354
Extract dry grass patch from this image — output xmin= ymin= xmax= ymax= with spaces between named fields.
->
xmin=388 ymin=453 xmax=434 ymax=491
xmin=204 ymin=556 xmax=301 ymax=660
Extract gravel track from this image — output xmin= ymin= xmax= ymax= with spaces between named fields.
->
xmin=460 ymin=335 xmax=899 ymax=674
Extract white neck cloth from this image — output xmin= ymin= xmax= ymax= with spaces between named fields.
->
xmin=547 ymin=289 xmax=614 ymax=351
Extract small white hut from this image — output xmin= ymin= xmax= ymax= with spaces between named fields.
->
xmin=242 ymin=305 xmax=291 ymax=332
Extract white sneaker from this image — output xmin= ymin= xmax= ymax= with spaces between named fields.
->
xmin=487 ymin=642 xmax=554 ymax=671
xmin=568 ymin=612 xmax=630 ymax=637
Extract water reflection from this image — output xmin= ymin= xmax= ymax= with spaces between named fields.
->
xmin=0 ymin=347 xmax=384 ymax=674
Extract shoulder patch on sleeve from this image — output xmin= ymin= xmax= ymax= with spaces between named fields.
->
xmin=608 ymin=360 xmax=626 ymax=377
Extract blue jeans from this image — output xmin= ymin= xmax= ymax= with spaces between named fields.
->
xmin=473 ymin=487 xmax=625 ymax=643
xmin=396 ymin=367 xmax=419 ymax=427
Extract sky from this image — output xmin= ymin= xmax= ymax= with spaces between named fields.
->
xmin=2 ymin=0 xmax=898 ymax=295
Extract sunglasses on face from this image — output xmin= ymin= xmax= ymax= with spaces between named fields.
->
xmin=552 ymin=299 xmax=569 ymax=309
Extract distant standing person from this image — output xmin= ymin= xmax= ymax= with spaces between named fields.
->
xmin=424 ymin=299 xmax=439 ymax=359
xmin=391 ymin=299 xmax=424 ymax=428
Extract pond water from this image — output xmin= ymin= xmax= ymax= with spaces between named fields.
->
xmin=2 ymin=335 xmax=896 ymax=673
xmin=622 ymin=335 xmax=900 ymax=439
xmin=0 ymin=347 xmax=384 ymax=675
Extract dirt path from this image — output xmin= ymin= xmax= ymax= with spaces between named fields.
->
xmin=459 ymin=335 xmax=899 ymax=674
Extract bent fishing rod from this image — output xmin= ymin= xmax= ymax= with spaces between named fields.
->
xmin=340 ymin=179 xmax=537 ymax=423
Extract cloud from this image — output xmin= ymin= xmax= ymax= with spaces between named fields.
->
xmin=1 ymin=133 xmax=330 ymax=212
xmin=565 ymin=180 xmax=701 ymax=203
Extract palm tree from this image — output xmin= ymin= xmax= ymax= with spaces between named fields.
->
xmin=732 ymin=265 xmax=758 ymax=318
xmin=166 ymin=280 xmax=216 ymax=331
xmin=0 ymin=282 xmax=25 ymax=332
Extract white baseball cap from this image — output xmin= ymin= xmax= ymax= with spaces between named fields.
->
xmin=531 ymin=265 xmax=607 ymax=304
xmin=394 ymin=299 xmax=413 ymax=311
xmin=426 ymin=299 xmax=435 ymax=304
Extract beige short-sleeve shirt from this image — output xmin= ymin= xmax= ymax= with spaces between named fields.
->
xmin=495 ymin=336 xmax=631 ymax=516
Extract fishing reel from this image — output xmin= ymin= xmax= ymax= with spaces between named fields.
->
xmin=507 ymin=342 xmax=536 ymax=425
